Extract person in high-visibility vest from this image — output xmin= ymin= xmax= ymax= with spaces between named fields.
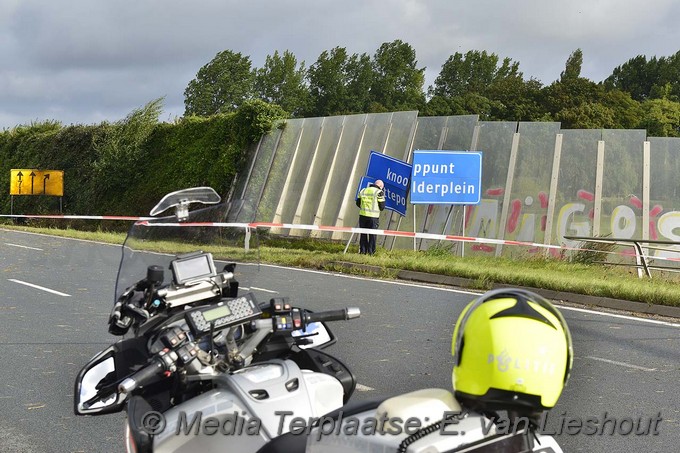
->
xmin=355 ymin=179 xmax=386 ymax=255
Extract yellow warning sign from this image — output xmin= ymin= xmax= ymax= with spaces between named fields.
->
xmin=10 ymin=169 xmax=64 ymax=196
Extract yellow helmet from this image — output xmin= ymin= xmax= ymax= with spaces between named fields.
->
xmin=451 ymin=289 xmax=573 ymax=417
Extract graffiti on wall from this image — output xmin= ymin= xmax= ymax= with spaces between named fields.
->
xmin=465 ymin=188 xmax=680 ymax=259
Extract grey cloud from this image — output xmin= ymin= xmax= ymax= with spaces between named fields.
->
xmin=1 ymin=0 xmax=680 ymax=128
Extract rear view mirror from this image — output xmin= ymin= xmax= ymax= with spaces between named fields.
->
xmin=149 ymin=187 xmax=221 ymax=220
xmin=74 ymin=346 xmax=125 ymax=415
xmin=292 ymin=322 xmax=337 ymax=349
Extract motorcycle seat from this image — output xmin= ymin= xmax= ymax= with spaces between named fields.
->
xmin=256 ymin=399 xmax=382 ymax=453
xmin=376 ymin=388 xmax=461 ymax=423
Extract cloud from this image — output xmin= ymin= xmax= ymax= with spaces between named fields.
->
xmin=1 ymin=0 xmax=679 ymax=128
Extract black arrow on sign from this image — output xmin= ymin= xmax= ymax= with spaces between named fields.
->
xmin=17 ymin=171 xmax=23 ymax=194
xmin=43 ymin=174 xmax=50 ymax=194
xmin=29 ymin=171 xmax=36 ymax=195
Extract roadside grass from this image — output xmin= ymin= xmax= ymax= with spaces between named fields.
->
xmin=2 ymin=223 xmax=680 ymax=308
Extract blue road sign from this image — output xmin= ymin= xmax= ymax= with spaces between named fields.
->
xmin=410 ymin=151 xmax=482 ymax=205
xmin=363 ymin=151 xmax=412 ymax=216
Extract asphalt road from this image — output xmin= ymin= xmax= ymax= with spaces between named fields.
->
xmin=0 ymin=229 xmax=678 ymax=452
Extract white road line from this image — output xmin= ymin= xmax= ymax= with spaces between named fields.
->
xmin=4 ymin=243 xmax=44 ymax=251
xmin=583 ymin=356 xmax=656 ymax=372
xmin=0 ymin=228 xmax=119 ymax=248
xmin=257 ymin=263 xmax=479 ymax=295
xmin=243 ymin=286 xmax=279 ymax=294
xmin=250 ymin=286 xmax=278 ymax=294
xmin=8 ymin=279 xmax=71 ymax=297
xmin=559 ymin=305 xmax=680 ymax=327
xmin=355 ymin=383 xmax=375 ymax=392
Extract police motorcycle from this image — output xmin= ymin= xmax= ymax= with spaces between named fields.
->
xmin=75 ymin=187 xmax=571 ymax=453
xmin=73 ymin=187 xmax=361 ymax=452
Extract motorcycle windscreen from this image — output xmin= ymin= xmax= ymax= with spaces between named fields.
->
xmin=113 ymin=200 xmax=261 ymax=304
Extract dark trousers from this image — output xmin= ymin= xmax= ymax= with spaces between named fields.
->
xmin=359 ymin=215 xmax=379 ymax=255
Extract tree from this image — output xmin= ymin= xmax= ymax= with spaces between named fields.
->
xmin=600 ymin=89 xmax=643 ymax=129
xmin=541 ymin=50 xmax=604 ymax=119
xmin=254 ymin=50 xmax=309 ymax=117
xmin=344 ymin=52 xmax=375 ymax=113
xmin=639 ymin=98 xmax=680 ymax=137
xmin=654 ymin=52 xmax=680 ymax=101
xmin=542 ymin=78 xmax=610 ymax=127
xmin=604 ymin=55 xmax=661 ymax=101
xmin=429 ymin=50 xmax=542 ymax=120
xmin=184 ymin=50 xmax=255 ymax=116
xmin=306 ymin=47 xmax=351 ymax=117
xmin=458 ymin=93 xmax=502 ymax=120
xmin=555 ymin=102 xmax=616 ymax=129
xmin=487 ymin=77 xmax=545 ymax=121
xmin=431 ymin=50 xmax=522 ymax=98
xmin=306 ymin=47 xmax=375 ymax=116
xmin=370 ymin=40 xmax=426 ymax=111
xmin=422 ymin=95 xmax=456 ymax=116
xmin=560 ymin=49 xmax=583 ymax=81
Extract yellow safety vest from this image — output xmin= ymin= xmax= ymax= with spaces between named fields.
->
xmin=358 ymin=186 xmax=385 ymax=218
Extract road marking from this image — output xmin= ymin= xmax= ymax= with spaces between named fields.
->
xmin=584 ymin=356 xmax=656 ymax=372
xmin=355 ymin=383 xmax=375 ymax=392
xmin=4 ymin=243 xmax=43 ymax=251
xmin=258 ymin=263 xmax=478 ymax=295
xmin=8 ymin=279 xmax=71 ymax=297
xmin=0 ymin=228 xmax=119 ymax=248
xmin=250 ymin=286 xmax=278 ymax=294
xmin=240 ymin=286 xmax=278 ymax=294
xmin=559 ymin=306 xmax=680 ymax=328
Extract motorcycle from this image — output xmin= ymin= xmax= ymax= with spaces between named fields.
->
xmin=74 ymin=187 xmax=563 ymax=453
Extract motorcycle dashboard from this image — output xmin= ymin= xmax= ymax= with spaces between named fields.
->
xmin=203 ymin=304 xmax=233 ymax=321
xmin=185 ymin=292 xmax=261 ymax=336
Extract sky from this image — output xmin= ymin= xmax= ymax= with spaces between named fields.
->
xmin=1 ymin=0 xmax=679 ymax=130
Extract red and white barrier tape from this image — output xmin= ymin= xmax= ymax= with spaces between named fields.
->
xmin=0 ymin=214 xmax=154 ymax=221
xmin=0 ymin=214 xmax=584 ymax=253
xmin=3 ymin=214 xmax=680 ymax=262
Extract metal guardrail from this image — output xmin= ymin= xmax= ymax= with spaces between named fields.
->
xmin=564 ymin=236 xmax=680 ymax=279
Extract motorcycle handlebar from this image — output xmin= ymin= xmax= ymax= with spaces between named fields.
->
xmin=119 ymin=359 xmax=166 ymax=395
xmin=304 ymin=307 xmax=361 ymax=324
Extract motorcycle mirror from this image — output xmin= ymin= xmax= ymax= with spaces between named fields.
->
xmin=292 ymin=322 xmax=337 ymax=349
xmin=74 ymin=346 xmax=125 ymax=415
xmin=149 ymin=187 xmax=221 ymax=220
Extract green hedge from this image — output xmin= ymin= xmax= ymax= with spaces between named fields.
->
xmin=0 ymin=99 xmax=287 ymax=222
